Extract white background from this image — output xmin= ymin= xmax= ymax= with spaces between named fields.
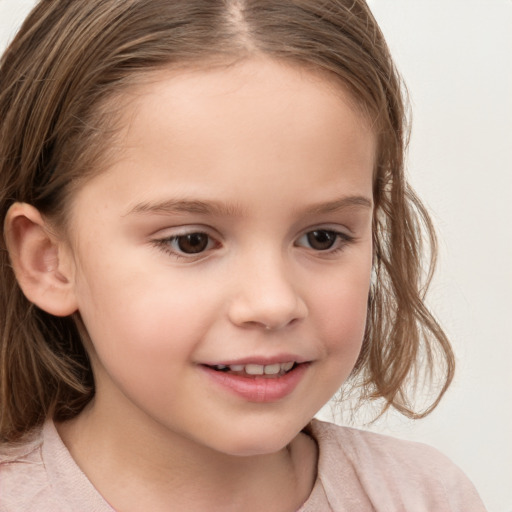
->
xmin=358 ymin=3 xmax=511 ymax=511
xmin=1 ymin=1 xmax=511 ymax=510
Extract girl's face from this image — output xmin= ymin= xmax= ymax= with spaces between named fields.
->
xmin=65 ymin=58 xmax=375 ymax=456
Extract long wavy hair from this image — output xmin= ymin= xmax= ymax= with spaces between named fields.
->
xmin=0 ymin=0 xmax=454 ymax=442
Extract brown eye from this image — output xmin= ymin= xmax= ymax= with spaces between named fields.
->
xmin=175 ymin=233 xmax=209 ymax=254
xmin=305 ymin=230 xmax=338 ymax=251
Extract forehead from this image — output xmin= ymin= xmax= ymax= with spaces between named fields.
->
xmin=66 ymin=57 xmax=376 ymax=226
xmin=118 ymin=58 xmax=374 ymax=161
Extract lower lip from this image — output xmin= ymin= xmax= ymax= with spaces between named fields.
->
xmin=201 ymin=363 xmax=309 ymax=403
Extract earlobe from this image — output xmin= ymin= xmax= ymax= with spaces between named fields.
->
xmin=4 ymin=202 xmax=78 ymax=317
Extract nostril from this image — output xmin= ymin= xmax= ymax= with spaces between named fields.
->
xmin=226 ymin=270 xmax=308 ymax=329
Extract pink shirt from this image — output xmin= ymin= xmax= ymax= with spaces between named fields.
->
xmin=0 ymin=419 xmax=487 ymax=511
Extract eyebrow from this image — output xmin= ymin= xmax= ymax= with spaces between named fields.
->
xmin=125 ymin=195 xmax=373 ymax=218
xmin=126 ymin=199 xmax=245 ymax=217
xmin=302 ymin=196 xmax=373 ymax=215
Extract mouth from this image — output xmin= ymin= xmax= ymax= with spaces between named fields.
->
xmin=206 ymin=361 xmax=297 ymax=378
xmin=201 ymin=360 xmax=309 ymax=402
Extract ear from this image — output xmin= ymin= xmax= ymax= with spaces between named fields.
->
xmin=4 ymin=202 xmax=78 ymax=317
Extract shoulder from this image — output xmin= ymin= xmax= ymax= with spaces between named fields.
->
xmin=307 ymin=419 xmax=487 ymax=512
xmin=0 ymin=423 xmax=63 ymax=512
xmin=311 ymin=418 xmax=455 ymax=470
xmin=0 ymin=427 xmax=43 ymax=463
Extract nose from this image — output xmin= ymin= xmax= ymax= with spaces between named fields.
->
xmin=227 ymin=252 xmax=308 ymax=331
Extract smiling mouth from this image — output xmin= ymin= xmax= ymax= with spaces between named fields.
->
xmin=202 ymin=361 xmax=309 ymax=402
xmin=206 ymin=362 xmax=298 ymax=377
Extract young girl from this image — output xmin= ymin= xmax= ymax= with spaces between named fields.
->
xmin=0 ymin=1 xmax=487 ymax=510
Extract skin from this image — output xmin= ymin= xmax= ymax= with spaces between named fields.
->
xmin=49 ymin=58 xmax=377 ymax=511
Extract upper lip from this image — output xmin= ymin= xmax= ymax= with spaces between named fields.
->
xmin=201 ymin=354 xmax=311 ymax=366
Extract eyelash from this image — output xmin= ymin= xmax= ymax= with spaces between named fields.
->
xmin=294 ymin=230 xmax=353 ymax=255
xmin=152 ymin=229 xmax=354 ymax=260
xmin=153 ymin=232 xmax=219 ymax=260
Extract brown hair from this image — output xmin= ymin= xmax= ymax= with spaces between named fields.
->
xmin=0 ymin=0 xmax=454 ymax=442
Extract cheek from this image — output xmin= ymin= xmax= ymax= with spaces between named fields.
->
xmin=313 ymin=266 xmax=371 ymax=356
xmin=73 ymin=259 xmax=216 ymax=363
xmin=75 ymin=273 xmax=207 ymax=406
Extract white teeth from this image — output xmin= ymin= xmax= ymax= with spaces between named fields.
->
xmin=245 ymin=364 xmax=265 ymax=375
xmin=281 ymin=362 xmax=294 ymax=372
xmin=213 ymin=361 xmax=296 ymax=375
xmin=264 ymin=363 xmax=281 ymax=375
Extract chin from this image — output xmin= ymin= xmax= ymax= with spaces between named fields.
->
xmin=210 ymin=425 xmax=300 ymax=458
